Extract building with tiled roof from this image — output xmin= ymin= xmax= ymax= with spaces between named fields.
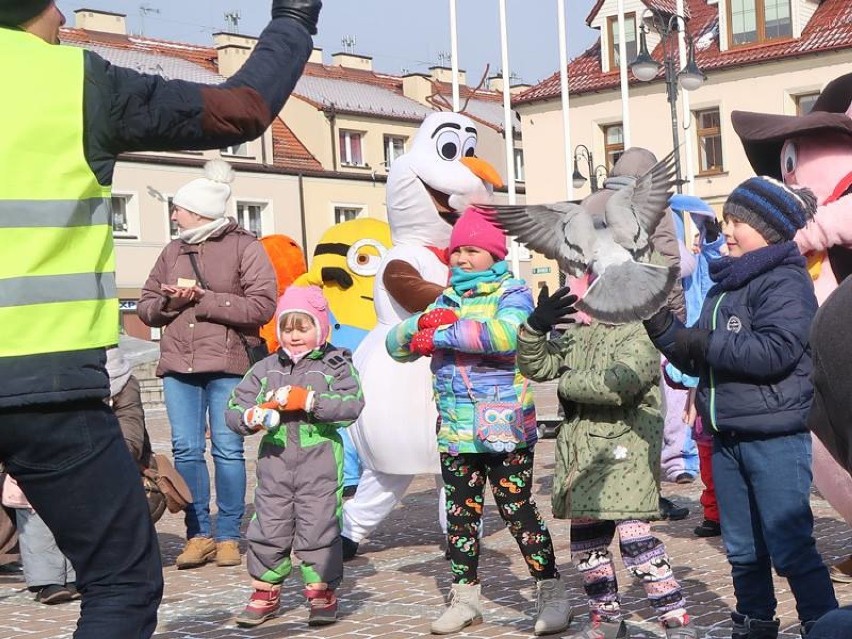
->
xmin=64 ymin=8 xmax=528 ymax=340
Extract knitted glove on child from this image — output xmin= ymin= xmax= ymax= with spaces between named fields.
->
xmin=264 ymin=386 xmax=292 ymax=408
xmin=410 ymin=328 xmax=437 ymax=356
xmin=244 ymin=406 xmax=281 ymax=432
xmin=281 ymin=386 xmax=312 ymax=412
xmin=418 ymin=308 xmax=459 ymax=330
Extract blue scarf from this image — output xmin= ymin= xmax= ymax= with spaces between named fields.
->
xmin=708 ymin=241 xmax=805 ymax=294
xmin=450 ymin=261 xmax=509 ymax=294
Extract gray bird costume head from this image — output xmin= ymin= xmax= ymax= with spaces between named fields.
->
xmin=0 ymin=0 xmax=52 ymax=27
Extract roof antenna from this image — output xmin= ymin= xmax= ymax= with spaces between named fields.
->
xmin=138 ymin=4 xmax=160 ymax=36
xmin=224 ymin=10 xmax=241 ymax=33
xmin=341 ymin=35 xmax=357 ymax=54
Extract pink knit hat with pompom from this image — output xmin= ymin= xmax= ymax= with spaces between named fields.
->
xmin=448 ymin=206 xmax=508 ymax=260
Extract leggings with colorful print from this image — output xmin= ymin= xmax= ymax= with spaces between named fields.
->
xmin=571 ymin=518 xmax=687 ymax=625
xmin=441 ymin=449 xmax=558 ymax=584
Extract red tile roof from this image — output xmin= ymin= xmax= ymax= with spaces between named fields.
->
xmin=518 ymin=0 xmax=852 ymax=106
xmin=270 ymin=118 xmax=323 ymax=172
xmin=585 ymin=0 xmax=689 ymax=26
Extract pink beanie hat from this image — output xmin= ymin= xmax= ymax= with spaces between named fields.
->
xmin=448 ymin=206 xmax=508 ymax=260
xmin=275 ymin=285 xmax=331 ymax=346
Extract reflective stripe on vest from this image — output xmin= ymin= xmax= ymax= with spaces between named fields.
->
xmin=0 ymin=29 xmax=116 ymax=358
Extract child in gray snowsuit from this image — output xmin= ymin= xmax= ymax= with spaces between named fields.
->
xmin=226 ymin=285 xmax=364 ymax=628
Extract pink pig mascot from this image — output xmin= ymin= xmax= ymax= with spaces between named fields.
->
xmin=733 ymin=73 xmax=852 ymax=582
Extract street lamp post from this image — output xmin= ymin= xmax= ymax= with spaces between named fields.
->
xmin=629 ymin=9 xmax=706 ymax=193
xmin=572 ymin=144 xmax=608 ymax=193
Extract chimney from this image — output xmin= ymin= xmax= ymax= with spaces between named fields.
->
xmin=309 ymin=47 xmax=323 ymax=65
xmin=73 ymin=8 xmax=127 ymax=35
xmin=487 ymin=75 xmax=504 ymax=93
xmin=510 ymin=83 xmax=532 ymax=96
xmin=429 ymin=66 xmax=466 ymax=87
xmin=213 ymin=32 xmax=257 ymax=78
xmin=331 ymin=52 xmax=373 ymax=72
xmin=402 ymin=73 xmax=433 ymax=106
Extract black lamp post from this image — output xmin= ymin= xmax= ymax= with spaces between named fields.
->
xmin=572 ymin=144 xmax=609 ymax=193
xmin=629 ymin=9 xmax=706 ymax=193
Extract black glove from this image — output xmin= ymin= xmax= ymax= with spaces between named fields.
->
xmin=272 ymin=0 xmax=322 ymax=35
xmin=672 ymin=328 xmax=711 ymax=369
xmin=643 ymin=306 xmax=674 ymax=339
xmin=527 ymin=285 xmax=578 ymax=334
xmin=703 ymin=217 xmax=723 ymax=243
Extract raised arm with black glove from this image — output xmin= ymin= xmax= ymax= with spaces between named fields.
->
xmin=526 ymin=285 xmax=578 ymax=334
xmin=272 ymin=0 xmax=323 ymax=34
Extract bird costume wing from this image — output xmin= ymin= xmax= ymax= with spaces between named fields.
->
xmin=605 ymin=150 xmax=678 ymax=259
xmin=483 ymin=202 xmax=595 ymax=277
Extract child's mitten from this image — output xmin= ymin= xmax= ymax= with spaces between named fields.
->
xmin=244 ymin=406 xmax=280 ymax=432
xmin=281 ymin=386 xmax=312 ymax=412
xmin=264 ymin=385 xmax=292 ymax=408
xmin=410 ymin=328 xmax=437 ymax=356
xmin=418 ymin=308 xmax=459 ymax=330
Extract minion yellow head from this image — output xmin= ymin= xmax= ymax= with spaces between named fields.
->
xmin=295 ymin=218 xmax=392 ymax=331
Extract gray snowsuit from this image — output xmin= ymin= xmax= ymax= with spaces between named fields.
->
xmin=226 ymin=346 xmax=364 ymax=589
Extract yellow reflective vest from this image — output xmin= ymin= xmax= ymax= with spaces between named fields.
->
xmin=0 ymin=28 xmax=117 ymax=358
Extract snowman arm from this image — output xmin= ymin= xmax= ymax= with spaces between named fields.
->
xmin=383 ymin=259 xmax=445 ymax=313
xmin=796 ymin=198 xmax=852 ymax=253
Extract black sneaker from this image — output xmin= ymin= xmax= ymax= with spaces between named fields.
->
xmin=674 ymin=473 xmax=695 ymax=485
xmin=341 ymin=535 xmax=358 ymax=561
xmin=659 ymin=497 xmax=689 ymax=521
xmin=693 ymin=519 xmax=721 ymax=537
xmin=35 ymin=584 xmax=73 ymax=605
xmin=65 ymin=582 xmax=83 ymax=600
xmin=342 ymin=485 xmax=357 ymax=499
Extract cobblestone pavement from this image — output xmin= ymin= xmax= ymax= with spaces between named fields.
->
xmin=1 ymin=393 xmax=849 ymax=639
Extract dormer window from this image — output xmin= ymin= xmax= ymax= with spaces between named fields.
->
xmin=729 ymin=0 xmax=792 ymax=47
xmin=607 ymin=13 xmax=637 ymax=71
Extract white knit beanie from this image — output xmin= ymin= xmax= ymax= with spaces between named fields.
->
xmin=172 ymin=159 xmax=235 ymax=219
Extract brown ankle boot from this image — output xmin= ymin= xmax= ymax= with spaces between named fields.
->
xmin=176 ymin=537 xmax=216 ymax=569
xmin=216 ymin=540 xmax=241 ymax=567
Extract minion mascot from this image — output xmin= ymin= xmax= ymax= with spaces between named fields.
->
xmin=732 ymin=73 xmax=852 ymax=582
xmin=258 ymin=234 xmax=307 ymax=352
xmin=341 ymin=112 xmax=503 ymax=558
xmin=295 ymin=219 xmax=392 ymax=496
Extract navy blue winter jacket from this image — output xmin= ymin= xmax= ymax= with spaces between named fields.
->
xmin=652 ymin=245 xmax=817 ymax=437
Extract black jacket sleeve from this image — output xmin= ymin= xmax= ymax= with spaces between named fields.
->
xmin=83 ymin=16 xmax=312 ymax=182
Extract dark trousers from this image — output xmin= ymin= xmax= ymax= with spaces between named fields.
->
xmin=441 ymin=449 xmax=557 ymax=584
xmin=0 ymin=400 xmax=163 ymax=638
xmin=713 ymin=431 xmax=837 ymax=624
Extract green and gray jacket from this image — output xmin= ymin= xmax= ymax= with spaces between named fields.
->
xmin=516 ymin=322 xmax=662 ymax=521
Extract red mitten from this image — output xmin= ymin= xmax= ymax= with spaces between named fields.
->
xmin=282 ymin=386 xmax=311 ymax=412
xmin=410 ymin=328 xmax=437 ymax=356
xmin=418 ymin=308 xmax=459 ymax=330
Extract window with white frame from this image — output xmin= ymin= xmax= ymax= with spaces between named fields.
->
xmin=110 ymin=194 xmax=137 ymax=238
xmin=339 ymin=130 xmax=365 ymax=166
xmin=334 ymin=206 xmax=362 ymax=224
xmin=796 ymin=93 xmax=819 ymax=116
xmin=513 ymin=148 xmax=525 ymax=182
xmin=608 ymin=13 xmax=637 ymax=71
xmin=221 ymin=142 xmax=250 ymax=157
xmin=383 ymin=135 xmax=406 ymax=168
xmin=728 ymin=0 xmax=792 ymax=47
xmin=236 ymin=201 xmax=266 ymax=237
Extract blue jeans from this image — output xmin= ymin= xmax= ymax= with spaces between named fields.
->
xmin=0 ymin=400 xmax=162 ymax=638
xmin=808 ymin=606 xmax=852 ymax=639
xmin=713 ymin=431 xmax=838 ymax=624
xmin=164 ymin=373 xmax=245 ymax=541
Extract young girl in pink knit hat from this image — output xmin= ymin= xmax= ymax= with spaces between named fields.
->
xmin=225 ymin=285 xmax=364 ymax=628
xmin=386 ymin=206 xmax=572 ymax=636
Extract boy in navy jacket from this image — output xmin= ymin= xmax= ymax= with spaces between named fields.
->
xmin=644 ymin=177 xmax=837 ymax=639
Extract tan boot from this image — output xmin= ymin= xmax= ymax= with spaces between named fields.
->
xmin=430 ymin=583 xmax=483 ymax=635
xmin=216 ymin=540 xmax=242 ymax=567
xmin=176 ymin=537 xmax=216 ymax=569
xmin=534 ymin=578 xmax=573 ymax=635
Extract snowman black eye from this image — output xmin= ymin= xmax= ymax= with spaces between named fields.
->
xmin=781 ymin=141 xmax=798 ymax=176
xmin=436 ymin=130 xmax=462 ymax=161
xmin=462 ymin=135 xmax=477 ymax=157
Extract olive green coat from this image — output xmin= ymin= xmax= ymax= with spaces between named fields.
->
xmin=516 ymin=322 xmax=662 ymax=521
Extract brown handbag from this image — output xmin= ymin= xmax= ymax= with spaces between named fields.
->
xmin=142 ymin=454 xmax=192 ymax=521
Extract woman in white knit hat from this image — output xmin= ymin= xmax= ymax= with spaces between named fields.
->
xmin=138 ymin=160 xmax=277 ymax=570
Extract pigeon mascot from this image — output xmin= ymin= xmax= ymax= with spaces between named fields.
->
xmin=733 ymin=73 xmax=852 ymax=581
xmin=341 ymin=112 xmax=503 ymax=558
xmin=485 ymin=148 xmax=679 ymax=324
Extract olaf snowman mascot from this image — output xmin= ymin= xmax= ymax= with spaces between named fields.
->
xmin=342 ymin=112 xmax=503 ymax=558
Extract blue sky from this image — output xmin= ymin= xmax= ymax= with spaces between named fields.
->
xmin=58 ymin=0 xmax=601 ymax=86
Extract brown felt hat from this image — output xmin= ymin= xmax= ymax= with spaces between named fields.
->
xmin=732 ymin=73 xmax=852 ymax=180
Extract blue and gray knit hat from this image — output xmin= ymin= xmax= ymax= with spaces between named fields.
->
xmin=723 ymin=176 xmax=817 ymax=244
xmin=0 ymin=0 xmax=52 ymax=27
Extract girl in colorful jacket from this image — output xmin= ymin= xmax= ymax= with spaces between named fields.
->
xmin=386 ymin=207 xmax=571 ymax=637
xmin=225 ymin=285 xmax=364 ymax=629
